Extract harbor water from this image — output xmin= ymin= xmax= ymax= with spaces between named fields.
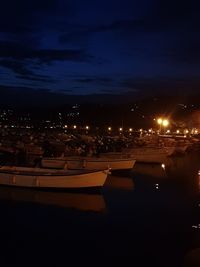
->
xmin=0 ymin=152 xmax=199 ymax=267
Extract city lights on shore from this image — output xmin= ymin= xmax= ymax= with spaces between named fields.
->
xmin=2 ymin=111 xmax=200 ymax=135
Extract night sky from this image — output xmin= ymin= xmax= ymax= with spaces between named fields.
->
xmin=0 ymin=0 xmax=200 ymax=99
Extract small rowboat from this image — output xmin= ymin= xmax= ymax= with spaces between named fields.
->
xmin=42 ymin=157 xmax=136 ymax=171
xmin=0 ymin=166 xmax=109 ymax=189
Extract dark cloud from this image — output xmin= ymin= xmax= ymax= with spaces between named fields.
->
xmin=0 ymin=59 xmax=34 ymax=76
xmin=0 ymin=0 xmax=57 ymax=33
xmin=75 ymin=77 xmax=113 ymax=84
xmin=168 ymin=35 xmax=200 ymax=65
xmin=75 ymin=78 xmax=94 ymax=83
xmin=153 ymin=0 xmax=199 ymax=25
xmin=15 ymin=75 xmax=57 ymax=83
xmin=101 ymin=89 xmax=119 ymax=93
xmin=0 ymin=41 xmax=91 ymax=62
xmin=120 ymin=77 xmax=200 ymax=94
xmin=0 ymin=40 xmax=92 ymax=84
xmin=0 ymin=0 xmax=199 ymax=98
xmin=59 ymin=0 xmax=200 ymax=45
xmin=0 ymin=58 xmax=57 ymax=84
xmin=59 ymin=20 xmax=144 ymax=43
xmin=58 ymin=89 xmax=73 ymax=93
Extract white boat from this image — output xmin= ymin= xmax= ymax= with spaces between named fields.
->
xmin=41 ymin=157 xmax=136 ymax=171
xmin=0 ymin=166 xmax=108 ymax=189
xmin=122 ymin=147 xmax=173 ymax=163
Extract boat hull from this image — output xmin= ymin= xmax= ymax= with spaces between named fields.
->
xmin=123 ymin=148 xmax=169 ymax=163
xmin=0 ymin=167 xmax=108 ymax=189
xmin=42 ymin=157 xmax=136 ymax=171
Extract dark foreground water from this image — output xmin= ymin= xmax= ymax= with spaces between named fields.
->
xmin=0 ymin=152 xmax=199 ymax=267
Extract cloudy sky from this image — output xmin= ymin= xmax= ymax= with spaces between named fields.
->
xmin=0 ymin=0 xmax=200 ymax=97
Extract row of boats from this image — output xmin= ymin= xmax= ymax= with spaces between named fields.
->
xmin=0 ymin=156 xmax=136 ymax=190
xmin=0 ymin=136 xmax=196 ymax=190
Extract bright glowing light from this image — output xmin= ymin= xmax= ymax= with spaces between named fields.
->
xmin=162 ymin=119 xmax=169 ymax=127
xmin=108 ymin=127 xmax=112 ymax=131
xmin=129 ymin=128 xmax=133 ymax=132
xmin=73 ymin=125 xmax=77 ymax=129
xmin=139 ymin=128 xmax=143 ymax=132
xmin=185 ymin=129 xmax=189 ymax=134
xmin=85 ymin=126 xmax=89 ymax=130
xmin=157 ymin=118 xmax=163 ymax=125
xmin=166 ymin=129 xmax=170 ymax=133
xmin=195 ymin=130 xmax=198 ymax=134
xmin=64 ymin=125 xmax=68 ymax=128
xmin=176 ymin=130 xmax=180 ymax=134
xmin=155 ymin=183 xmax=159 ymax=189
xmin=119 ymin=127 xmax=123 ymax=131
xmin=148 ymin=129 xmax=152 ymax=132
xmin=161 ymin=164 xmax=165 ymax=169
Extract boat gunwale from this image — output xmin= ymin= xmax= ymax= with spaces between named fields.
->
xmin=43 ymin=157 xmax=136 ymax=163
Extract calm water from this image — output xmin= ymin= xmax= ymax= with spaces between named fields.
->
xmin=0 ymin=152 xmax=199 ymax=267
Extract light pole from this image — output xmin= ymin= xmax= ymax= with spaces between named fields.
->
xmin=157 ymin=118 xmax=163 ymax=134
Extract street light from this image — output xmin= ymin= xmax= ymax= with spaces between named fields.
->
xmin=162 ymin=119 xmax=169 ymax=127
xmin=157 ymin=118 xmax=163 ymax=125
xmin=157 ymin=118 xmax=163 ymax=133
xmin=157 ymin=118 xmax=169 ymax=134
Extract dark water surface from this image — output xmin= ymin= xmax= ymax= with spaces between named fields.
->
xmin=0 ymin=153 xmax=199 ymax=267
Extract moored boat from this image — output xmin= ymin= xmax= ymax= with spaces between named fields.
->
xmin=41 ymin=157 xmax=136 ymax=171
xmin=0 ymin=166 xmax=109 ymax=189
xmin=122 ymin=147 xmax=173 ymax=163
